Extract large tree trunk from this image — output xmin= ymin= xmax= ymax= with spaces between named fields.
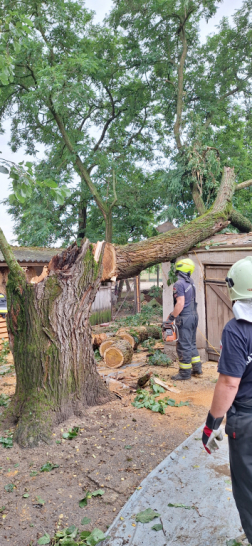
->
xmin=3 ymin=240 xmax=111 ymax=447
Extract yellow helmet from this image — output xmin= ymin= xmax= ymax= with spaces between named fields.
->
xmin=175 ymin=258 xmax=195 ymax=275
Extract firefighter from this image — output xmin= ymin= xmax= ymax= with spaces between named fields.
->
xmin=166 ymin=257 xmax=202 ymax=381
xmin=202 ymin=256 xmax=252 ymax=544
xmin=0 ymin=293 xmax=7 ymax=318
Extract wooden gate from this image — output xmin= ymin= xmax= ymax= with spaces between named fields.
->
xmin=205 ymin=265 xmax=233 ymax=361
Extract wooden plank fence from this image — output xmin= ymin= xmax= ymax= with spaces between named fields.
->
xmin=0 ymin=316 xmax=9 ymax=349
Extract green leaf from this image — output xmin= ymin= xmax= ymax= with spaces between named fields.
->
xmin=23 ymin=493 xmax=29 ymax=498
xmin=37 ymin=532 xmax=51 ymax=545
xmin=151 ymin=523 xmax=163 ymax=531
xmin=43 ymin=178 xmax=58 ymax=189
xmin=30 ymin=471 xmax=38 ymax=477
xmin=92 ymin=489 xmax=104 ymax=497
xmin=40 ymin=462 xmax=59 ymax=472
xmin=0 ymin=166 xmax=9 ymax=174
xmin=0 ymin=436 xmax=13 ymax=448
xmin=36 ymin=496 xmax=45 ymax=505
xmin=85 ymin=528 xmax=108 ymax=546
xmin=79 ymin=491 xmax=92 ymax=508
xmin=168 ymin=503 xmax=194 ymax=509
xmin=226 ymin=541 xmax=242 ymax=546
xmin=80 ymin=530 xmax=91 ymax=539
xmin=135 ymin=508 xmax=160 ymax=523
xmin=62 ymin=427 xmax=79 ymax=440
xmin=4 ymin=483 xmax=14 ymax=492
xmin=124 ymin=445 xmax=132 ymax=449
xmin=81 ymin=517 xmax=91 ymax=525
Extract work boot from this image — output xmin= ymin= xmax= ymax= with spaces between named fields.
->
xmin=192 ymin=363 xmax=203 ymax=376
xmin=171 ymin=368 xmax=191 ymax=381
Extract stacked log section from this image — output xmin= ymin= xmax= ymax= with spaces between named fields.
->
xmin=104 ymin=340 xmax=133 ymax=368
xmin=0 ymin=316 xmax=8 ymax=350
xmin=116 ymin=325 xmax=161 ymax=349
xmin=99 ymin=338 xmax=118 ymax=357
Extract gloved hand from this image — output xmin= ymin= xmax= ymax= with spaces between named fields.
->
xmin=202 ymin=411 xmax=224 ymax=454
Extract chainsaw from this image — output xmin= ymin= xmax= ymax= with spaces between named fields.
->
xmin=162 ymin=321 xmax=179 ymax=344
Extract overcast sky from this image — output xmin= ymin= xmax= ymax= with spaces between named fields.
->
xmin=0 ymin=0 xmax=243 ymax=243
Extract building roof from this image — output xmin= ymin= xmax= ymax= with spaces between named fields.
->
xmin=193 ymin=232 xmax=252 ymax=252
xmin=0 ymin=246 xmax=62 ymax=264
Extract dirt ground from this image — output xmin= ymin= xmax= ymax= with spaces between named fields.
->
xmin=0 ymin=350 xmax=218 ymax=546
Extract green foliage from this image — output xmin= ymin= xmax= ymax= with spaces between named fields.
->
xmin=148 ymin=285 xmax=162 ymax=298
xmin=4 ymin=483 xmax=14 ymax=492
xmin=40 ymin=462 xmax=59 ymax=472
xmin=0 ymin=394 xmax=10 ymax=407
xmin=148 ymin=351 xmax=172 ymax=367
xmin=62 ymin=427 xmax=79 ymax=440
xmin=151 ymin=524 xmax=163 ymax=531
xmin=38 ymin=533 xmax=51 ymax=545
xmin=167 ymin=263 xmax=178 ymax=287
xmin=132 ymin=388 xmax=189 ymax=414
xmin=168 ymin=503 xmax=195 ymax=509
xmin=115 ymin=303 xmax=162 ymax=329
xmin=0 ymin=435 xmax=13 ymax=448
xmin=79 ymin=490 xmax=104 ymax=508
xmin=49 ymin=524 xmax=108 ymax=546
xmin=0 ymin=340 xmax=10 ymax=365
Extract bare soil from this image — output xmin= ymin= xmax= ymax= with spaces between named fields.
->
xmin=0 ymin=354 xmax=218 ymax=546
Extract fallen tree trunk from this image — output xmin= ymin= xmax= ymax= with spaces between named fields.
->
xmin=104 ymin=340 xmax=133 ymax=368
xmin=116 ymin=325 xmax=161 ymax=349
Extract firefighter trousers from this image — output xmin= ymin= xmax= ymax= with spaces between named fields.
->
xmin=175 ymin=301 xmax=201 ymax=372
xmin=226 ymin=401 xmax=252 ymax=543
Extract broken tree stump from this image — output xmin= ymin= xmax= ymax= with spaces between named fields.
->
xmin=104 ymin=340 xmax=133 ymax=368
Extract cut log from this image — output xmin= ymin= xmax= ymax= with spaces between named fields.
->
xmin=99 ymin=338 xmax=117 ymax=357
xmin=92 ymin=332 xmax=108 ymax=349
xmin=116 ymin=325 xmax=161 ymax=349
xmin=104 ymin=340 xmax=133 ymax=368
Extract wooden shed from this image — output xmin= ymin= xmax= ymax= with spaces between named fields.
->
xmin=162 ymin=232 xmax=252 ymax=362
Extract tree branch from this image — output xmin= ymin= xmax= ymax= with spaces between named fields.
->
xmin=100 ymin=166 xmax=235 ymax=280
xmin=235 ymin=179 xmax=252 ymax=191
xmin=230 ymin=209 xmax=252 ymax=232
xmin=174 ymin=27 xmax=187 ymax=149
xmin=0 ymin=228 xmax=26 ymax=283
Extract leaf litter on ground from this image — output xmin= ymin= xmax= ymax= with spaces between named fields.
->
xmin=62 ymin=426 xmax=79 ymax=440
xmin=132 ymin=383 xmax=189 ymax=414
xmin=47 ymin=524 xmax=108 ymax=545
xmin=79 ymin=489 xmax=104 ymax=508
xmin=168 ymin=503 xmax=195 ymax=510
xmin=135 ymin=508 xmax=161 ymax=523
xmin=151 ymin=523 xmax=163 ymax=531
xmin=40 ymin=461 xmax=59 ymax=472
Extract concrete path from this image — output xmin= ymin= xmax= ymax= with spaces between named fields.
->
xmin=104 ymin=425 xmax=243 ymax=546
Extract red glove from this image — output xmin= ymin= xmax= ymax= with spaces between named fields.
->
xmin=202 ymin=411 xmax=224 ymax=454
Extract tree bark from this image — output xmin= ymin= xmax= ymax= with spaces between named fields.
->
xmin=2 ymin=239 xmax=112 ymax=447
xmin=229 ymin=209 xmax=252 ymax=233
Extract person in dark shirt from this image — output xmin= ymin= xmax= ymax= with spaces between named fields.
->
xmin=165 ymin=258 xmax=202 ymax=381
xmin=202 ymin=256 xmax=252 ymax=544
